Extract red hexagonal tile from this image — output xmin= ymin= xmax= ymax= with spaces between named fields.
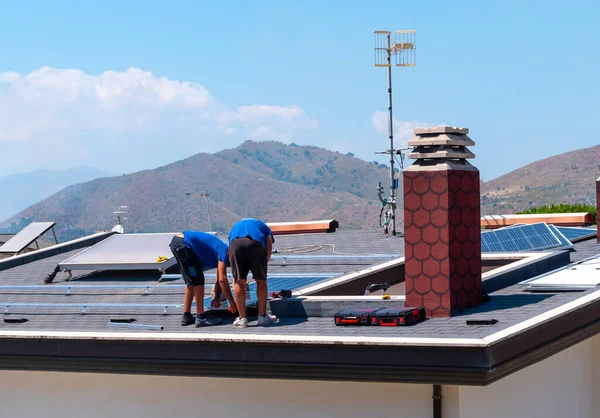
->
xmin=463 ymin=274 xmax=475 ymax=292
xmin=431 ymin=208 xmax=448 ymax=228
xmin=430 ymin=173 xmax=448 ymax=195
xmin=468 ymin=224 xmax=481 ymax=243
xmin=422 ymin=225 xmax=440 ymax=245
xmin=404 ymin=210 xmax=413 ymax=227
xmin=413 ymin=208 xmax=431 ymax=229
xmin=461 ymin=174 xmax=473 ymax=192
xmin=405 ymin=277 xmax=414 ymax=293
xmin=449 ymin=173 xmax=461 ymax=193
xmin=413 ymin=241 xmax=431 ymax=261
xmin=462 ymin=241 xmax=474 ymax=259
xmin=468 ymin=290 xmax=482 ymax=306
xmin=431 ymin=241 xmax=448 ymax=261
xmin=412 ymin=176 xmax=430 ymax=195
xmin=404 ymin=244 xmax=413 ymax=260
xmin=439 ymin=226 xmax=449 ymax=245
xmin=456 ymin=258 xmax=468 ymax=276
xmin=404 ymin=192 xmax=421 ymax=212
xmin=431 ymin=274 xmax=448 ymax=294
xmin=449 ymin=275 xmax=463 ymax=293
xmin=438 ymin=193 xmax=449 ymax=210
xmin=414 ymin=277 xmax=432 ymax=295
xmin=469 ymin=258 xmax=480 ymax=275
xmin=455 ymin=224 xmax=468 ymax=243
xmin=440 ymin=259 xmax=450 ymax=277
xmin=423 ymin=194 xmax=440 ymax=211
xmin=461 ymin=207 xmax=474 ymax=226
xmin=449 ymin=207 xmax=461 ymax=226
xmin=450 ymin=241 xmax=462 ymax=260
xmin=406 ymin=293 xmax=424 ymax=308
xmin=455 ymin=289 xmax=469 ymax=308
xmin=403 ymin=176 xmax=413 ymax=195
xmin=467 ymin=191 xmax=480 ymax=210
xmin=423 ymin=258 xmax=441 ymax=278
xmin=405 ymin=259 xmax=422 ymax=278
xmin=455 ymin=190 xmax=467 ymax=209
xmin=404 ymin=224 xmax=422 ymax=245
xmin=475 ymin=279 xmax=483 ymax=292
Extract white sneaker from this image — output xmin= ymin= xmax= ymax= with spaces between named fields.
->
xmin=233 ymin=317 xmax=248 ymax=328
xmin=257 ymin=313 xmax=278 ymax=326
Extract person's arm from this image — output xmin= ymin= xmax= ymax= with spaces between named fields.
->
xmin=265 ymin=236 xmax=273 ymax=262
xmin=216 ymin=260 xmax=237 ymax=313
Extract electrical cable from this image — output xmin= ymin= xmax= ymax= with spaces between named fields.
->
xmin=274 ymin=244 xmax=348 ymax=255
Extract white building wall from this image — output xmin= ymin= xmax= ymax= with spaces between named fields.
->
xmin=0 ymin=334 xmax=598 ymax=418
xmin=0 ymin=371 xmax=433 ymax=418
xmin=458 ymin=335 xmax=597 ymax=418
xmin=593 ymin=333 xmax=600 ymax=418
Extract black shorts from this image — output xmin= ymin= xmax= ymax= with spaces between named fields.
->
xmin=169 ymin=235 xmax=205 ymax=286
xmin=228 ymin=237 xmax=267 ymax=281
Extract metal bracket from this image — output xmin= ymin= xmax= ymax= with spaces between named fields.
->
xmin=81 ymin=305 xmax=86 ymax=314
xmin=66 ymin=286 xmax=71 ymax=296
xmin=162 ymin=306 xmax=168 ymax=315
xmin=4 ymin=305 xmax=8 ymax=315
xmin=144 ymin=286 xmax=149 ymax=295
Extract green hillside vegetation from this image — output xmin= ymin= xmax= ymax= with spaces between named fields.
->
xmin=481 ymin=145 xmax=600 ymax=215
xmin=518 ymin=203 xmax=596 ymax=220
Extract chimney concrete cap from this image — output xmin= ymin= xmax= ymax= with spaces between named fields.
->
xmin=413 ymin=126 xmax=469 ymax=135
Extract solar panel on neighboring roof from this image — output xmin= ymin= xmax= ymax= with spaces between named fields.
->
xmin=59 ymin=233 xmax=178 ymax=271
xmin=481 ymin=222 xmax=569 ymax=253
xmin=555 ymin=226 xmax=597 ymax=243
xmin=0 ymin=222 xmax=56 ymax=255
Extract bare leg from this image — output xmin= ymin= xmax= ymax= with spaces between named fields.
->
xmin=193 ymin=285 xmax=204 ymax=315
xmin=256 ymin=280 xmax=268 ymax=316
xmin=235 ymin=279 xmax=247 ymax=319
xmin=183 ymin=285 xmax=193 ymax=313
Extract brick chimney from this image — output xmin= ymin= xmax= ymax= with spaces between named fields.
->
xmin=597 ymin=177 xmax=600 ymax=243
xmin=403 ymin=127 xmax=482 ymax=317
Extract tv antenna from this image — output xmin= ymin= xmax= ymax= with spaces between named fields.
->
xmin=112 ymin=205 xmax=128 ymax=234
xmin=373 ymin=29 xmax=417 ymax=236
xmin=186 ymin=190 xmax=212 ymax=233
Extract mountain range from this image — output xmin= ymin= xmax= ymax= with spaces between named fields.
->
xmin=0 ymin=167 xmax=112 ymax=223
xmin=1 ymin=142 xmax=598 ymax=242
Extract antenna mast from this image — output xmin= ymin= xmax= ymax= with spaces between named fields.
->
xmin=373 ymin=29 xmax=417 ymax=236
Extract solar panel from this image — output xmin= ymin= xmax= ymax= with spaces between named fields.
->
xmin=481 ymin=222 xmax=567 ymax=252
xmin=526 ymin=256 xmax=600 ymax=291
xmin=547 ymin=224 xmax=573 ymax=250
xmin=201 ymin=276 xmax=329 ymax=308
xmin=59 ymin=233 xmax=178 ymax=271
xmin=0 ymin=222 xmax=56 ymax=255
xmin=555 ymin=226 xmax=597 ymax=243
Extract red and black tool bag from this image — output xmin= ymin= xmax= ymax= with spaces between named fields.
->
xmin=371 ymin=307 xmax=426 ymax=326
xmin=334 ymin=308 xmax=381 ymax=326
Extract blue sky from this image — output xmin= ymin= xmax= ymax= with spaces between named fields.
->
xmin=0 ymin=0 xmax=598 ymax=181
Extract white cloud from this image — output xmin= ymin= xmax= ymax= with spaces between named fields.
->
xmin=0 ymin=67 xmax=317 ymax=173
xmin=371 ymin=111 xmax=435 ymax=148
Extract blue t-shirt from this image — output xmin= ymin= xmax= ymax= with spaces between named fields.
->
xmin=228 ymin=218 xmax=274 ymax=248
xmin=183 ymin=231 xmax=229 ymax=269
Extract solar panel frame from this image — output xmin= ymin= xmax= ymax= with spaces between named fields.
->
xmin=525 ymin=256 xmax=600 ymax=291
xmin=555 ymin=226 xmax=597 ymax=243
xmin=0 ymin=222 xmax=56 ymax=254
xmin=547 ymin=224 xmax=574 ymax=250
xmin=200 ymin=276 xmax=331 ymax=308
xmin=59 ymin=233 xmax=178 ymax=271
xmin=481 ymin=222 xmax=564 ymax=253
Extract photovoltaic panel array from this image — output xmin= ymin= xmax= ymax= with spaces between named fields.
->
xmin=481 ymin=222 xmax=571 ymax=253
xmin=0 ymin=222 xmax=56 ymax=254
xmin=201 ymin=276 xmax=329 ymax=308
xmin=555 ymin=226 xmax=597 ymax=243
xmin=547 ymin=224 xmax=573 ymax=249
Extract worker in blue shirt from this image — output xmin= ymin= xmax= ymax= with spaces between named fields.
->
xmin=169 ymin=231 xmax=237 ymax=326
xmin=228 ymin=218 xmax=277 ymax=328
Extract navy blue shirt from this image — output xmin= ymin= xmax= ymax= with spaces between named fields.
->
xmin=228 ymin=218 xmax=274 ymax=248
xmin=183 ymin=231 xmax=228 ymax=269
